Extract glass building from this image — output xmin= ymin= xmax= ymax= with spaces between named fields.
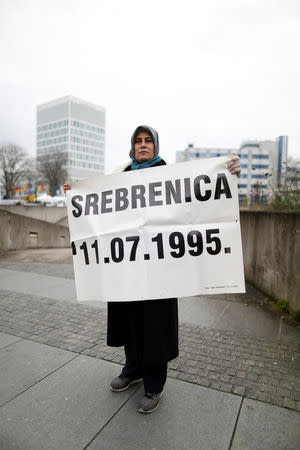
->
xmin=36 ymin=95 xmax=106 ymax=180
xmin=176 ymin=137 xmax=288 ymax=202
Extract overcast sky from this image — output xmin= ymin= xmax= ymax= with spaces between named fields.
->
xmin=0 ymin=0 xmax=299 ymax=172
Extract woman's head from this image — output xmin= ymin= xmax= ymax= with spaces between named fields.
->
xmin=130 ymin=125 xmax=159 ymax=162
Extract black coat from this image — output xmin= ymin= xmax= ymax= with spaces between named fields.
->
xmin=106 ymin=159 xmax=179 ymax=364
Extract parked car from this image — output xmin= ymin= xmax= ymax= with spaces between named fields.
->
xmin=36 ymin=194 xmax=66 ymax=207
xmin=0 ymin=199 xmax=26 ymax=206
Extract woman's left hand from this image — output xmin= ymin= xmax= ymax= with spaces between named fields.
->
xmin=228 ymin=153 xmax=241 ymax=176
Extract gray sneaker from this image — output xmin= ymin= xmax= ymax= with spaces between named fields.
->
xmin=137 ymin=390 xmax=164 ymax=413
xmin=110 ymin=375 xmax=142 ymax=392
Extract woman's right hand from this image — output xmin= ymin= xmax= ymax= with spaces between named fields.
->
xmin=63 ymin=180 xmax=71 ymax=194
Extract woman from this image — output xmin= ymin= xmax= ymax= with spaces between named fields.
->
xmin=64 ymin=125 xmax=241 ymax=414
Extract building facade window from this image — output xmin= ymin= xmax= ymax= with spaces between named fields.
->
xmin=252 ymin=154 xmax=269 ymax=159
xmin=251 ymin=174 xmax=267 ymax=179
xmin=252 ymin=164 xmax=268 ymax=169
xmin=251 ymin=184 xmax=267 ymax=188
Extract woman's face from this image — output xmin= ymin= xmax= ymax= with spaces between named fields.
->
xmin=134 ymin=131 xmax=155 ymax=163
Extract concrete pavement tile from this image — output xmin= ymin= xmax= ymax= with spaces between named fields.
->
xmin=79 ymin=300 xmax=107 ymax=310
xmin=0 ymin=332 xmax=22 ymax=349
xmin=0 ymin=356 xmax=138 ymax=450
xmin=231 ymin=398 xmax=300 ymax=449
xmin=178 ymin=295 xmax=299 ymax=343
xmin=30 ymin=279 xmax=77 ymax=301
xmin=179 ymin=296 xmax=228 ymax=328
xmin=212 ymin=299 xmax=281 ymax=339
xmin=216 ymin=302 xmax=292 ymax=341
xmin=0 ymin=268 xmax=18 ymax=283
xmin=280 ymin=321 xmax=300 ymax=345
xmin=0 ymin=267 xmax=105 ymax=305
xmin=0 ymin=268 xmax=42 ymax=289
xmin=0 ymin=262 xmax=74 ymax=278
xmin=0 ymin=268 xmax=77 ymax=301
xmin=0 ymin=339 xmax=77 ymax=406
xmin=179 ymin=296 xmax=279 ymax=339
xmin=88 ymin=378 xmax=242 ymax=450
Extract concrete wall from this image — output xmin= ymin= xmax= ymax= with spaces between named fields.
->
xmin=0 ymin=205 xmax=68 ymax=226
xmin=0 ymin=209 xmax=70 ymax=252
xmin=240 ymin=210 xmax=300 ymax=312
xmin=1 ymin=206 xmax=299 ymax=311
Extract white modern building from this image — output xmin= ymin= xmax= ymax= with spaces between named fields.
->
xmin=36 ymin=95 xmax=106 ymax=180
xmin=237 ymin=137 xmax=287 ymax=200
xmin=286 ymin=156 xmax=300 ymax=184
xmin=176 ymin=144 xmax=236 ymax=162
xmin=176 ymin=137 xmax=288 ymax=202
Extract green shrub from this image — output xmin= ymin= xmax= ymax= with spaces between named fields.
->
xmin=293 ymin=310 xmax=300 ymax=322
xmin=270 ymin=177 xmax=300 ymax=211
xmin=276 ymin=300 xmax=290 ymax=314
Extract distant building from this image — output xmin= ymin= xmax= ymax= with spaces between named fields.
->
xmin=176 ymin=137 xmax=289 ymax=202
xmin=237 ymin=137 xmax=287 ymax=200
xmin=286 ymin=156 xmax=300 ymax=184
xmin=176 ymin=143 xmax=236 ymax=162
xmin=36 ymin=95 xmax=106 ymax=181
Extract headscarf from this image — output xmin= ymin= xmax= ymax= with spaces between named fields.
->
xmin=129 ymin=125 xmax=161 ymax=170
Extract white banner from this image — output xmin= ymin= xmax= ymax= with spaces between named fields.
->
xmin=66 ymin=157 xmax=245 ymax=302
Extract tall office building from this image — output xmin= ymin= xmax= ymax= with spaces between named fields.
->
xmin=176 ymin=137 xmax=288 ymax=201
xmin=238 ymin=140 xmax=275 ymax=198
xmin=36 ymin=96 xmax=106 ymax=181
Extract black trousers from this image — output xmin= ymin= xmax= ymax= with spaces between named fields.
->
xmin=121 ymin=343 xmax=167 ymax=395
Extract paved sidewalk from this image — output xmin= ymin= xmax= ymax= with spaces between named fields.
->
xmin=0 ymin=251 xmax=300 ymax=449
xmin=1 ymin=333 xmax=300 ymax=449
xmin=0 ymin=263 xmax=299 ymax=410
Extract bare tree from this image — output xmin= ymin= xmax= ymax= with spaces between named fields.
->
xmin=37 ymin=152 xmax=68 ymax=196
xmin=267 ymin=156 xmax=300 ymax=211
xmin=0 ymin=144 xmax=31 ymax=199
xmin=25 ymin=157 xmax=38 ymax=185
